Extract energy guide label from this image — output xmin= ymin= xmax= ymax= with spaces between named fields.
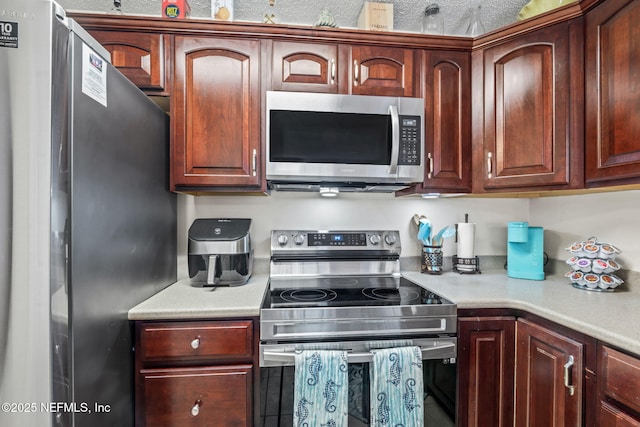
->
xmin=0 ymin=21 xmax=18 ymax=48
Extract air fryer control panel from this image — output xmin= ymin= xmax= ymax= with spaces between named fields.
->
xmin=398 ymin=116 xmax=421 ymax=166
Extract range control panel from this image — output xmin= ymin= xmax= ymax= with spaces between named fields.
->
xmin=271 ymin=230 xmax=401 ymax=253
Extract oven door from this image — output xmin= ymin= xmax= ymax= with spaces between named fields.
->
xmin=259 ymin=338 xmax=457 ymax=426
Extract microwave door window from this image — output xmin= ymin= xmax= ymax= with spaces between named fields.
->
xmin=270 ymin=111 xmax=392 ymax=164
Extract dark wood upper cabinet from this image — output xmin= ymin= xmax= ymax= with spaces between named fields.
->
xmin=351 ymin=45 xmax=418 ymax=97
xmin=515 ymin=318 xmax=584 ymax=427
xmin=420 ymin=49 xmax=471 ymax=193
xmin=271 ymin=42 xmax=417 ymax=97
xmin=472 ymin=20 xmax=584 ymax=192
xmin=271 ymin=41 xmax=344 ymax=93
xmin=585 ymin=0 xmax=640 ymax=187
xmin=171 ymin=36 xmax=263 ymax=191
xmin=89 ymin=31 xmax=168 ymax=94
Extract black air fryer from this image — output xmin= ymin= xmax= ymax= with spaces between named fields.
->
xmin=188 ymin=218 xmax=253 ymax=286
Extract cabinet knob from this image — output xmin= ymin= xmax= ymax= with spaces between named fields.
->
xmin=190 ymin=337 xmax=201 ymax=350
xmin=191 ymin=399 xmax=202 ymax=417
xmin=563 ymin=355 xmax=576 ymax=396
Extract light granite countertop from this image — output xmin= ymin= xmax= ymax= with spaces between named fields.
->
xmin=128 ymin=262 xmax=640 ymax=355
xmin=128 ymin=274 xmax=270 ymax=320
xmin=404 ymin=269 xmax=640 ymax=355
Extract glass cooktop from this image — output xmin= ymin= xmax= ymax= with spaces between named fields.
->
xmin=266 ymin=276 xmax=449 ymax=308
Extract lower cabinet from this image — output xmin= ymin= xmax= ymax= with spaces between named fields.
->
xmin=598 ymin=345 xmax=640 ymax=426
xmin=134 ymin=319 xmax=257 ymax=427
xmin=458 ymin=313 xmax=595 ymax=427
xmin=458 ymin=316 xmax=515 ymax=427
xmin=515 ymin=318 xmax=584 ymax=427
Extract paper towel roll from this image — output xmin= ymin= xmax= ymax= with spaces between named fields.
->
xmin=457 ymin=223 xmax=476 ymax=259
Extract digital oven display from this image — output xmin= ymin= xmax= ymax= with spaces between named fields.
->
xmin=308 ymin=233 xmax=367 ymax=246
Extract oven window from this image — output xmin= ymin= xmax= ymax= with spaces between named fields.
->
xmin=269 ymin=110 xmax=392 ymax=164
xmin=259 ymin=361 xmax=455 ymax=426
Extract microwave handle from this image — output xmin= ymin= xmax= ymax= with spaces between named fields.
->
xmin=388 ymin=105 xmax=399 ymax=175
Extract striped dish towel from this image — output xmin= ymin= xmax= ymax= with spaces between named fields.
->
xmin=370 ymin=346 xmax=424 ymax=426
xmin=294 ymin=350 xmax=349 ymax=427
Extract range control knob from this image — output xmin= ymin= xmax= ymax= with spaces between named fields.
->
xmin=384 ymin=234 xmax=398 ymax=245
xmin=369 ymin=234 xmax=381 ymax=245
xmin=277 ymin=234 xmax=289 ymax=246
xmin=293 ymin=234 xmax=305 ymax=245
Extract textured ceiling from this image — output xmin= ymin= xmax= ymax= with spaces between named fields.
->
xmin=59 ymin=0 xmax=533 ymax=36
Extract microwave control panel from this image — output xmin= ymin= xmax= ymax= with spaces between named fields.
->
xmin=398 ymin=116 xmax=421 ymax=165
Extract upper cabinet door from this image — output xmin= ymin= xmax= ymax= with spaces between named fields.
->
xmin=271 ymin=41 xmax=344 ymax=93
xmin=585 ymin=0 xmax=640 ymax=187
xmin=474 ymin=21 xmax=584 ymax=191
xmin=351 ymin=46 xmax=417 ymax=97
xmin=421 ymin=50 xmax=472 ymax=193
xmin=89 ymin=31 xmax=168 ymax=94
xmin=171 ymin=36 xmax=262 ymax=190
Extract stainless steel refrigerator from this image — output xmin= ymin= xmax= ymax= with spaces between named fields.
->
xmin=0 ymin=1 xmax=177 ymax=426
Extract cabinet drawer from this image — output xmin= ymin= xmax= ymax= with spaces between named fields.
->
xmin=140 ymin=366 xmax=252 ymax=427
xmin=600 ymin=401 xmax=640 ymax=427
xmin=601 ymin=346 xmax=640 ymax=414
xmin=139 ymin=320 xmax=253 ymax=364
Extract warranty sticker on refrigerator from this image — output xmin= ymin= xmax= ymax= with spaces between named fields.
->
xmin=81 ymin=43 xmax=107 ymax=107
xmin=0 ymin=21 xmax=18 ymax=48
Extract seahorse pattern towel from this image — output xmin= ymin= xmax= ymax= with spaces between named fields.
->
xmin=370 ymin=346 xmax=424 ymax=426
xmin=294 ymin=350 xmax=349 ymax=427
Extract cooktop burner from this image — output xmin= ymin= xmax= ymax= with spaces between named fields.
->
xmin=267 ymin=277 xmax=447 ymax=308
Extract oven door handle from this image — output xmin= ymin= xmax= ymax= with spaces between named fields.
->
xmin=263 ymin=342 xmax=456 ymax=364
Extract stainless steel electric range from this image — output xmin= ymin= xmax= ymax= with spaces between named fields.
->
xmin=259 ymin=230 xmax=457 ymax=426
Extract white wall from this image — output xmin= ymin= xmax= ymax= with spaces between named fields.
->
xmin=530 ymin=190 xmax=640 ymax=272
xmin=177 ymin=189 xmax=640 ymax=279
xmin=177 ymin=192 xmax=529 ymax=278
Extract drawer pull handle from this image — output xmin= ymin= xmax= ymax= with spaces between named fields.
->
xmin=330 ymin=58 xmax=336 ymax=84
xmin=191 ymin=337 xmax=201 ymax=350
xmin=191 ymin=399 xmax=202 ymax=417
xmin=487 ymin=152 xmax=493 ymax=179
xmin=427 ymin=152 xmax=434 ymax=179
xmin=252 ymin=149 xmax=257 ymax=177
xmin=563 ymin=355 xmax=576 ymax=396
xmin=353 ymin=60 xmax=359 ymax=85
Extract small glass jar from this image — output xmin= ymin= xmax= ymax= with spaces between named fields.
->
xmin=422 ymin=3 xmax=443 ymax=35
xmin=466 ymin=4 xmax=486 ymax=36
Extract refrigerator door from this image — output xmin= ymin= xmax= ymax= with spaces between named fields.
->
xmin=0 ymin=0 xmax=55 ymax=426
xmin=61 ymin=17 xmax=176 ymax=427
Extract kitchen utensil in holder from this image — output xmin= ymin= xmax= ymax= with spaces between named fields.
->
xmin=422 ymin=245 xmax=443 ymax=274
xmin=453 ymin=256 xmax=481 ymax=274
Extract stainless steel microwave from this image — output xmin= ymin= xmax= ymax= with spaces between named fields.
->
xmin=266 ymin=91 xmax=425 ymax=192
